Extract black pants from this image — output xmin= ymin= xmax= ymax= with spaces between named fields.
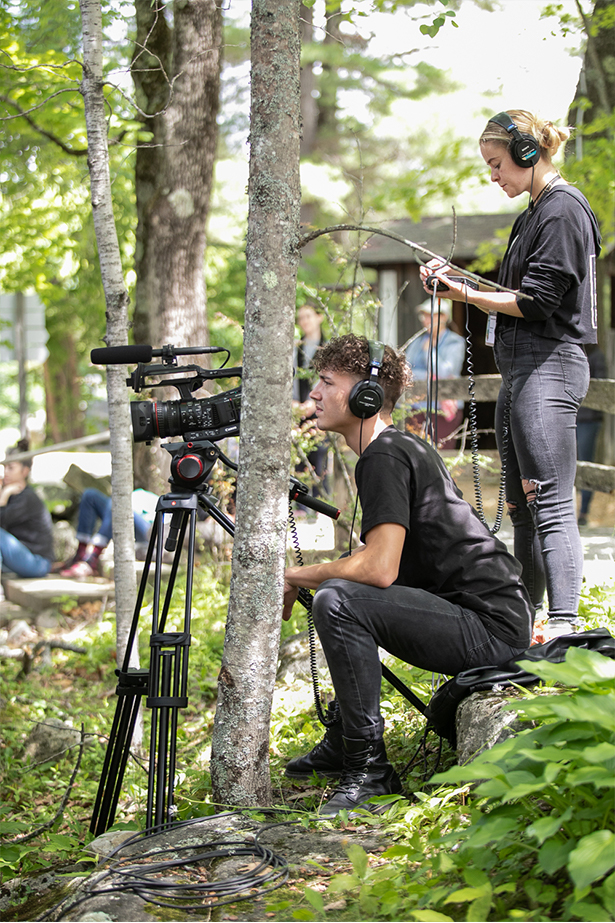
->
xmin=312 ymin=578 xmax=527 ymax=740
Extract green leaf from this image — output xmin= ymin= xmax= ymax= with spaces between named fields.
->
xmin=0 ymin=845 xmax=23 ymax=868
xmin=304 ymin=887 xmax=325 ymax=914
xmin=347 ymin=843 xmax=368 ymax=879
xmin=463 ymin=816 xmax=519 ymax=848
xmin=568 ymin=830 xmax=615 ymax=890
xmin=463 ymin=867 xmax=489 ymax=887
xmin=411 ymin=912 xmax=454 ymax=922
xmin=516 ymin=646 xmax=615 ymax=688
xmin=567 ymin=899 xmax=613 ymax=921
xmin=328 ymin=872 xmax=360 ymax=893
xmin=596 ymin=872 xmax=615 ymax=914
xmin=468 ymin=893 xmax=493 ymax=921
xmin=444 ymin=886 xmax=489 ymax=904
xmin=526 ymin=808 xmax=573 ymax=845
xmin=567 ymin=765 xmax=615 ymax=787
xmin=582 ymin=742 xmax=615 ymax=764
xmin=538 ymin=837 xmax=574 ymax=875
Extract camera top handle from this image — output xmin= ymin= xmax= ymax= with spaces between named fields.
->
xmin=90 ymin=343 xmax=242 ymax=400
xmin=127 ymin=361 xmax=243 ymax=401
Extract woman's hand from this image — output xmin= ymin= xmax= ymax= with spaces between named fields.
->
xmin=0 ymin=482 xmax=23 ymax=507
xmin=419 ymin=260 xmax=473 ymax=302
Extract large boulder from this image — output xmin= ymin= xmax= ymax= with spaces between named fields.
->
xmin=277 ymin=629 xmax=328 ymax=684
xmin=22 ymin=718 xmax=81 ymax=765
xmin=455 ymin=690 xmax=526 ymax=765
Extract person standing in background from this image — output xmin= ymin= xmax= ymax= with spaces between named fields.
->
xmin=577 ymin=344 xmax=606 ymax=527
xmin=405 ymin=298 xmax=465 ymax=447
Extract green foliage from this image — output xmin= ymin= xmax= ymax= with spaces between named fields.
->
xmin=0 ymin=0 xmax=137 ymax=437
xmin=0 ymin=560 xmax=230 ymax=882
xmin=419 ymin=2 xmax=458 ymax=38
xmin=291 ymin=639 xmax=615 ymax=922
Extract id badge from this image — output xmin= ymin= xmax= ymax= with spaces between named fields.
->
xmin=486 ymin=311 xmax=497 ymax=347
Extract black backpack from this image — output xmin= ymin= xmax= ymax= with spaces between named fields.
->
xmin=424 ymin=628 xmax=615 ymax=747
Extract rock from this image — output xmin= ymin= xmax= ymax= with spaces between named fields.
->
xmin=277 ymin=629 xmax=328 ymax=683
xmin=6 ymin=619 xmax=38 ymax=647
xmin=36 ymin=608 xmax=61 ymax=630
xmin=52 ymin=518 xmax=78 ymax=564
xmin=455 ymin=690 xmax=526 ymax=765
xmin=23 ymin=718 xmax=81 ymax=765
xmin=86 ymin=830 xmax=139 ymax=860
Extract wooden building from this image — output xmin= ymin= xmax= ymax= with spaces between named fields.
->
xmin=360 ymin=212 xmax=517 ymax=375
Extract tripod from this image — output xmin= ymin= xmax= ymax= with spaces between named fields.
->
xmin=90 ymin=440 xmax=242 ymax=837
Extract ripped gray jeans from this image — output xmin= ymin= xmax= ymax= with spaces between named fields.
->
xmin=494 ymin=325 xmax=590 ymax=619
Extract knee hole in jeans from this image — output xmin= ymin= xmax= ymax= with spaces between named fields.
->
xmin=522 ymin=478 xmax=540 ymax=506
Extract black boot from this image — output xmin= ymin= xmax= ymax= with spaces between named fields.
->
xmin=318 ymin=736 xmax=402 ymax=815
xmin=285 ymin=710 xmax=344 ymax=780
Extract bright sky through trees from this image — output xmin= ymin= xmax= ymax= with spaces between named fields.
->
xmin=210 ymin=0 xmax=585 ymax=237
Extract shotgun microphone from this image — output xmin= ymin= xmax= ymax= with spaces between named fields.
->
xmin=90 ymin=344 xmax=225 ymax=365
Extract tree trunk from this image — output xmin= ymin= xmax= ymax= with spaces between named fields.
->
xmin=210 ymin=0 xmax=301 ymax=806
xmin=79 ymin=0 xmax=137 ymax=667
xmin=131 ymin=0 xmax=222 ymax=352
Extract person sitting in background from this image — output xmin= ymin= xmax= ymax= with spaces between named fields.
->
xmin=60 ymin=487 xmax=157 ymax=577
xmin=0 ymin=441 xmax=54 ymax=579
xmin=405 ymin=298 xmax=465 ymax=447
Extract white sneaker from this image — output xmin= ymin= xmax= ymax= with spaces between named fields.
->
xmin=544 ymin=617 xmax=582 ymax=640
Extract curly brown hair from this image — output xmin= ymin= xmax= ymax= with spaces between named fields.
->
xmin=312 ymin=334 xmax=411 ymax=413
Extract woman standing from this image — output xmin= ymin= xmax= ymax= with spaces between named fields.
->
xmin=421 ymin=110 xmax=601 ymax=634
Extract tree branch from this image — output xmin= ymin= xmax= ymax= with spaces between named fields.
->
xmin=0 ymin=93 xmax=87 ymax=153
xmin=0 ymin=88 xmax=82 ymax=122
xmin=297 ymin=222 xmax=531 ymax=299
xmin=0 ymin=725 xmax=86 ymax=846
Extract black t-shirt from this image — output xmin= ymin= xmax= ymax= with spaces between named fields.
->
xmin=0 ymin=486 xmax=54 ymax=562
xmin=355 ymin=427 xmax=533 ymax=647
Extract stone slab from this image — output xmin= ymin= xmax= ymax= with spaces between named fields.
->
xmin=3 ymin=575 xmax=115 ymax=612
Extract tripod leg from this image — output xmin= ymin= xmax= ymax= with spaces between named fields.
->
xmin=90 ymin=670 xmax=148 ymax=836
xmin=146 ymin=506 xmax=197 ymax=831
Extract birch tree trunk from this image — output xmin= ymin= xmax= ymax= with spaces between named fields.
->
xmin=79 ymin=0 xmax=137 ymax=666
xmin=210 ymin=0 xmax=302 ymax=805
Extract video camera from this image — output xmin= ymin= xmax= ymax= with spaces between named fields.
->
xmin=90 ymin=343 xmax=242 ymax=445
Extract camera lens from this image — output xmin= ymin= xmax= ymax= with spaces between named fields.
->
xmin=130 ymin=400 xmax=182 ymax=442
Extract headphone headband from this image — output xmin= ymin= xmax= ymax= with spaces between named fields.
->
xmin=488 ymin=112 xmax=540 ymax=169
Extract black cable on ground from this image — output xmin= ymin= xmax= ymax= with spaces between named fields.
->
xmin=43 ymin=815 xmax=294 ymax=921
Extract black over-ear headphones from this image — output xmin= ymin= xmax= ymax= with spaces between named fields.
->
xmin=348 ymin=340 xmax=385 ymax=418
xmin=488 ymin=112 xmax=540 ymax=169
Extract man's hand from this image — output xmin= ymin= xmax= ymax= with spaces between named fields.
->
xmin=284 ymin=522 xmax=406 ymax=598
xmin=283 ymin=579 xmax=299 ymax=621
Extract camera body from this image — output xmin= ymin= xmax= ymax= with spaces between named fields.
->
xmin=131 ymin=387 xmax=242 ymax=444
